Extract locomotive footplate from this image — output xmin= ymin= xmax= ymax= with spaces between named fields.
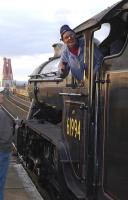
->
xmin=23 ymin=119 xmax=62 ymax=146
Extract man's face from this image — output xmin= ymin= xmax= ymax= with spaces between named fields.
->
xmin=0 ymin=93 xmax=4 ymax=104
xmin=62 ymin=31 xmax=77 ymax=48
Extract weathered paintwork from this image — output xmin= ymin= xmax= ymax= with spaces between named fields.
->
xmin=17 ymin=1 xmax=128 ymax=199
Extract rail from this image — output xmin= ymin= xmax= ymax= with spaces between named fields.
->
xmin=3 ymin=92 xmax=30 ymax=119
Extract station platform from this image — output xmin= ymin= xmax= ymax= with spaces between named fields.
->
xmin=4 ymin=154 xmax=44 ymax=200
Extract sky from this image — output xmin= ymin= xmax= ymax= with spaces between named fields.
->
xmin=0 ymin=0 xmax=119 ymax=81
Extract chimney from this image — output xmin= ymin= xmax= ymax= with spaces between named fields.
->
xmin=52 ymin=43 xmax=64 ymax=57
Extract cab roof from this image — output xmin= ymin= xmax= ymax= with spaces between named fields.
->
xmin=74 ymin=0 xmax=128 ymax=34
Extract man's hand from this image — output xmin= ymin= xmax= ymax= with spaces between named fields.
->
xmin=58 ymin=62 xmax=69 ymax=78
xmin=58 ymin=62 xmax=66 ymax=72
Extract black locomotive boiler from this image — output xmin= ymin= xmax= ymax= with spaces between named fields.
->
xmin=16 ymin=1 xmax=128 ymax=199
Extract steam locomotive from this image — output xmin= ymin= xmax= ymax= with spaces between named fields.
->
xmin=16 ymin=1 xmax=128 ymax=199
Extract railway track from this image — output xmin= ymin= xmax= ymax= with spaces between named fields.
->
xmin=3 ymin=92 xmax=30 ymax=119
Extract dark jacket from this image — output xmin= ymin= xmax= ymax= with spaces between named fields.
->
xmin=0 ymin=107 xmax=13 ymax=152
